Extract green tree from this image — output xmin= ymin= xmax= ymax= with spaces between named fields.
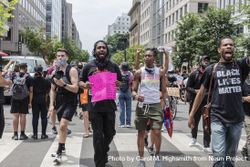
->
xmin=196 ymin=7 xmax=237 ymax=62
xmin=62 ymin=38 xmax=89 ymax=63
xmin=174 ymin=13 xmax=201 ymax=69
xmin=0 ymin=0 xmax=18 ymax=36
xmin=111 ymin=45 xmax=144 ymax=69
xmin=107 ymin=33 xmax=129 ymax=57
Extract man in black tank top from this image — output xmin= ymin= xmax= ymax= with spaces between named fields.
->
xmin=49 ymin=48 xmax=79 ymax=164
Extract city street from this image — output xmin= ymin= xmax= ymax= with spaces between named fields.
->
xmin=0 ymin=100 xmax=248 ymax=167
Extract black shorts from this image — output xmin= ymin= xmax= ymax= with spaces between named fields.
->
xmin=10 ymin=97 xmax=29 ymax=114
xmin=56 ymin=103 xmax=77 ymax=122
xmin=79 ymin=95 xmax=92 ymax=111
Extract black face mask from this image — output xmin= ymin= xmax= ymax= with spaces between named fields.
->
xmin=78 ymin=65 xmax=83 ymax=69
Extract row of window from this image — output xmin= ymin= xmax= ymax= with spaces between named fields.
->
xmin=164 ymin=29 xmax=176 ymax=43
xmin=165 ymin=4 xmax=187 ymax=28
xmin=19 ymin=0 xmax=45 ymax=23
xmin=140 ymin=19 xmax=150 ymax=33
xmin=140 ymin=30 xmax=150 ymax=43
xmin=166 ymin=0 xmax=183 ymax=11
xmin=141 ymin=6 xmax=150 ymax=21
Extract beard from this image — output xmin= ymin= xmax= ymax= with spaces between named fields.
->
xmin=95 ymin=55 xmax=109 ymax=71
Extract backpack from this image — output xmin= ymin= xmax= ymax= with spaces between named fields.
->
xmin=11 ymin=73 xmax=29 ymax=100
xmin=120 ymin=72 xmax=131 ymax=92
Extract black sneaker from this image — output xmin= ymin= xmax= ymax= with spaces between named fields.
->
xmin=52 ymin=127 xmax=58 ymax=135
xmin=148 ymin=146 xmax=155 ymax=156
xmin=67 ymin=129 xmax=72 ymax=135
xmin=31 ymin=134 xmax=38 ymax=140
xmin=41 ymin=134 xmax=48 ymax=139
xmin=12 ymin=134 xmax=18 ymax=140
xmin=19 ymin=134 xmax=28 ymax=140
xmin=52 ymin=152 xmax=62 ymax=165
xmin=241 ymin=147 xmax=249 ymax=160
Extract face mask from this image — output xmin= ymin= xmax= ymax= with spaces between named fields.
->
xmin=145 ymin=67 xmax=155 ymax=74
xmin=57 ymin=59 xmax=67 ymax=67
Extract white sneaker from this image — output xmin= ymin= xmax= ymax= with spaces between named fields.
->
xmin=119 ymin=125 xmax=125 ymax=128
xmin=137 ymin=160 xmax=146 ymax=167
xmin=126 ymin=124 xmax=132 ymax=128
xmin=154 ymin=155 xmax=162 ymax=167
xmin=189 ymin=138 xmax=197 ymax=146
xmin=203 ymin=147 xmax=212 ymax=154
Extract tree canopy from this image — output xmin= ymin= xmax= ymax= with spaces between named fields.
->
xmin=0 ymin=0 xmax=18 ymax=36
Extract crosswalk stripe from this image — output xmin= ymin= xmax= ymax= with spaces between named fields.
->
xmin=0 ymin=133 xmax=25 ymax=163
xmin=113 ymin=133 xmax=155 ymax=167
xmin=40 ymin=133 xmax=83 ymax=167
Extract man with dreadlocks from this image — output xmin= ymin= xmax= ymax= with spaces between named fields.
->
xmin=79 ymin=40 xmax=122 ymax=167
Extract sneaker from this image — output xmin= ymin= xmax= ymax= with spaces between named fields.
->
xmin=52 ymin=153 xmax=62 ymax=165
xmin=148 ymin=146 xmax=155 ymax=156
xmin=41 ymin=134 xmax=48 ymax=139
xmin=31 ymin=134 xmax=38 ymax=140
xmin=203 ymin=147 xmax=212 ymax=153
xmin=67 ymin=129 xmax=72 ymax=135
xmin=126 ymin=124 xmax=132 ymax=128
xmin=154 ymin=156 xmax=162 ymax=167
xmin=119 ymin=125 xmax=125 ymax=128
xmin=241 ymin=147 xmax=249 ymax=160
xmin=79 ymin=113 xmax=83 ymax=120
xmin=52 ymin=127 xmax=58 ymax=135
xmin=137 ymin=160 xmax=146 ymax=167
xmin=189 ymin=138 xmax=197 ymax=146
xmin=19 ymin=134 xmax=28 ymax=140
xmin=12 ymin=134 xmax=18 ymax=140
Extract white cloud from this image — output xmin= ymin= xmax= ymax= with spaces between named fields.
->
xmin=67 ymin=0 xmax=132 ymax=54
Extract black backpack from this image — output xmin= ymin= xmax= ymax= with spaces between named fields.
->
xmin=11 ymin=73 xmax=29 ymax=100
xmin=120 ymin=73 xmax=131 ymax=92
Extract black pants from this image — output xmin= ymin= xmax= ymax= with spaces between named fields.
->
xmin=32 ymin=97 xmax=48 ymax=135
xmin=0 ymin=105 xmax=4 ymax=139
xmin=189 ymin=100 xmax=211 ymax=147
xmin=89 ymin=111 xmax=116 ymax=167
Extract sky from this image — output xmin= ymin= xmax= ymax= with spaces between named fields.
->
xmin=67 ymin=0 xmax=133 ymax=54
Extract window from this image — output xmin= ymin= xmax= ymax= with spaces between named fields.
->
xmin=198 ymin=3 xmax=208 ymax=13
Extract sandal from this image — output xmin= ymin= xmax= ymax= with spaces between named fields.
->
xmin=83 ymin=134 xmax=91 ymax=138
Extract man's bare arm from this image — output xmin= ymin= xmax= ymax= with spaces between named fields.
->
xmin=160 ymin=71 xmax=167 ymax=105
xmin=134 ymin=48 xmax=142 ymax=70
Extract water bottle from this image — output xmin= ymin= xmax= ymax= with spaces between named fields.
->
xmin=137 ymin=94 xmax=144 ymax=108
xmin=138 ymin=101 xmax=144 ymax=108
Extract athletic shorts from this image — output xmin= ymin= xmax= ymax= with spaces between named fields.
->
xmin=56 ymin=102 xmax=77 ymax=122
xmin=10 ymin=97 xmax=29 ymax=114
xmin=134 ymin=103 xmax=163 ymax=131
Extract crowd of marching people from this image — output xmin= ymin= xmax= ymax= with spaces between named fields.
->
xmin=0 ymin=37 xmax=249 ymax=167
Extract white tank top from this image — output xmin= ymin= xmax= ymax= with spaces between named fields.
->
xmin=138 ymin=66 xmax=161 ymax=104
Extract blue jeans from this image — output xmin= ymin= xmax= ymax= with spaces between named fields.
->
xmin=118 ymin=91 xmax=132 ymax=125
xmin=211 ymin=121 xmax=243 ymax=167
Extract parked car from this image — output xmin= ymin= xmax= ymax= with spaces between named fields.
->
xmin=2 ymin=55 xmax=47 ymax=101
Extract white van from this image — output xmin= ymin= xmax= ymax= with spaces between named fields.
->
xmin=2 ymin=55 xmax=47 ymax=100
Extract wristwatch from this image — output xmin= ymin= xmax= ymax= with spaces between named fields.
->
xmin=63 ymin=83 xmax=67 ymax=87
